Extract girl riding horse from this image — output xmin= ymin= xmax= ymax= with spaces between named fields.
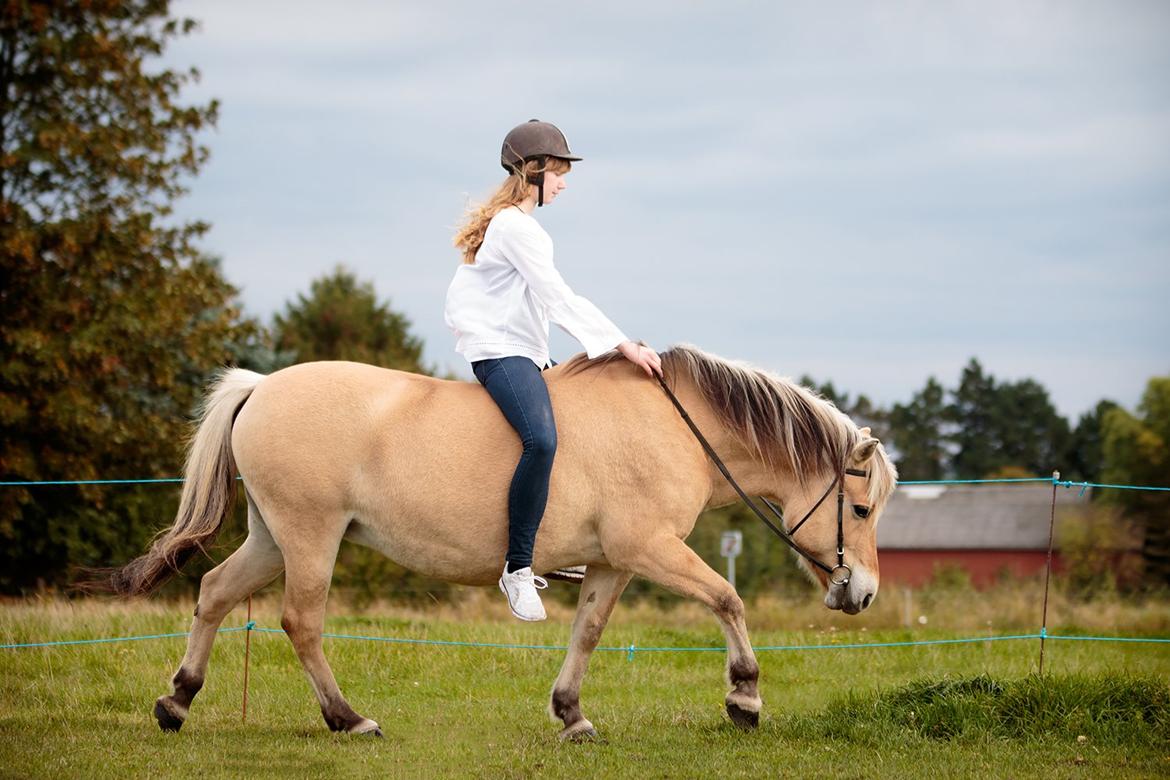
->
xmin=446 ymin=119 xmax=661 ymax=620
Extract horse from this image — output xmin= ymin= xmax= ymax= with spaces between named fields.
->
xmin=109 ymin=344 xmax=897 ymax=740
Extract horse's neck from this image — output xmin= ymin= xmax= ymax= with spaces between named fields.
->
xmin=670 ymin=379 xmax=784 ymax=510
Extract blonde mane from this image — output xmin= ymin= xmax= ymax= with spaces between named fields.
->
xmin=563 ymin=344 xmax=897 ymax=507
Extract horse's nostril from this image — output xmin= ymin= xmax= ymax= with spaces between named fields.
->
xmin=861 ymin=593 xmax=873 ymax=610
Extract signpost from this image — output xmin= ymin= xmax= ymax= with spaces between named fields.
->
xmin=721 ymin=530 xmax=743 ymax=589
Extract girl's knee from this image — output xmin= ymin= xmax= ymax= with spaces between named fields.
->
xmin=525 ymin=427 xmax=557 ymax=461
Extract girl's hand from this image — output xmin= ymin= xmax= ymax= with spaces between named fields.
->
xmin=617 ymin=341 xmax=662 ymax=378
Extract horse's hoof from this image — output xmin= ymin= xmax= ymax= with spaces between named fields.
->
xmin=349 ymin=718 xmax=382 ymax=737
xmin=559 ymin=718 xmax=598 ymax=742
xmin=726 ymin=701 xmax=760 ymax=730
xmin=154 ymin=696 xmax=185 ymax=733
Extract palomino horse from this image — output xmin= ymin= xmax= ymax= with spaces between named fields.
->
xmin=112 ymin=345 xmax=897 ymax=739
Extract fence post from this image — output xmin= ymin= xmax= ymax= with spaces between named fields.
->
xmin=1039 ymin=470 xmax=1059 ymax=675
xmin=242 ymin=595 xmax=253 ymax=722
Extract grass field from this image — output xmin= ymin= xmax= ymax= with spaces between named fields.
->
xmin=2 ymin=589 xmax=1168 ymax=779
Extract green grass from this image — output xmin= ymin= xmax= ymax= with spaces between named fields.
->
xmin=1 ymin=598 xmax=1168 ymax=779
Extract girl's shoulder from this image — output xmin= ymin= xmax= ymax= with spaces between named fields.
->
xmin=487 ymin=207 xmax=549 ymax=240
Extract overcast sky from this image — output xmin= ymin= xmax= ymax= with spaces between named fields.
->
xmin=166 ymin=1 xmax=1169 ymax=419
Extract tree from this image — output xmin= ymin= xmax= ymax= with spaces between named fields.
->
xmin=799 ymin=375 xmax=848 ymax=409
xmin=271 ymin=266 xmax=439 ymax=604
xmin=1065 ymin=400 xmax=1118 ymax=482
xmin=947 ymin=359 xmax=1001 ymax=478
xmin=0 ymin=1 xmax=259 ymax=592
xmin=888 ymin=377 xmax=948 ymax=480
xmin=797 ymin=375 xmax=888 ymax=442
xmin=847 ymin=393 xmax=887 ymax=440
xmin=273 ymin=265 xmax=426 ymax=372
xmin=994 ymin=378 xmax=1069 ymax=476
xmin=1102 ymin=377 xmax=1170 ymax=586
xmin=947 ymin=359 xmax=1068 ymax=478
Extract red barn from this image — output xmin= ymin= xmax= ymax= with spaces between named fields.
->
xmin=876 ymin=483 xmax=1093 ymax=588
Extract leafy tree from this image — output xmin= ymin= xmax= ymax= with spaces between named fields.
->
xmin=0 ymin=1 xmax=259 ymax=592
xmin=273 ymin=265 xmax=426 ymax=372
xmin=888 ymin=377 xmax=948 ymax=480
xmin=1102 ymin=377 xmax=1170 ymax=586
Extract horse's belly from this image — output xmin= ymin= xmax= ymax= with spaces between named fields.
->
xmin=343 ymin=516 xmax=503 ymax=586
xmin=344 ymin=493 xmax=607 ymax=587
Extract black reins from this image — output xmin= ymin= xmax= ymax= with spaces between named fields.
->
xmin=654 ymin=372 xmax=866 ymax=586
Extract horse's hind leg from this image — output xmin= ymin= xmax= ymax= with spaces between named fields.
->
xmin=155 ymin=507 xmax=284 ymax=732
xmin=549 ymin=566 xmax=633 ymax=741
xmin=279 ymin=530 xmax=381 ymax=736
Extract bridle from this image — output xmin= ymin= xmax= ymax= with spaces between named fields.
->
xmin=655 ymin=373 xmax=868 ymax=586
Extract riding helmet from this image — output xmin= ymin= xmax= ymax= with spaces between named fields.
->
xmin=500 ymin=119 xmax=582 ymax=174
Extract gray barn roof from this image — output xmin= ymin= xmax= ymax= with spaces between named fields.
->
xmin=877 ymin=484 xmax=1091 ymax=550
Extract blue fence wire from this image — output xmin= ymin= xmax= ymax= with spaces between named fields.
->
xmin=3 ymin=624 xmax=1167 ymax=654
xmin=1 ymin=625 xmax=250 ymax=650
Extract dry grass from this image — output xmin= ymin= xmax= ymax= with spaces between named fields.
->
xmin=326 ymin=576 xmax=1170 ymax=637
xmin=4 ymin=575 xmax=1166 ymax=647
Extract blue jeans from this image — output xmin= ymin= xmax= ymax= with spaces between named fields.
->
xmin=472 ymin=356 xmax=557 ymax=570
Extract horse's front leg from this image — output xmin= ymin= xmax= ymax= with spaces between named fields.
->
xmin=549 ymin=565 xmax=633 ymax=740
xmin=617 ymin=535 xmax=762 ymax=729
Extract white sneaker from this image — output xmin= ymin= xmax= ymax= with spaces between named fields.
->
xmin=498 ymin=565 xmax=548 ymax=621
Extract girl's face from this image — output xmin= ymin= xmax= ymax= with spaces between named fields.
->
xmin=541 ymin=168 xmax=568 ymax=205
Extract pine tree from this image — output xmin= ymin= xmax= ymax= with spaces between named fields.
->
xmin=1065 ymin=400 xmax=1118 ymax=482
xmin=888 ymin=377 xmax=948 ymax=480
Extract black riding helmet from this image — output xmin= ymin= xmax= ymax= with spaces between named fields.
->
xmin=500 ymin=119 xmax=581 ymax=207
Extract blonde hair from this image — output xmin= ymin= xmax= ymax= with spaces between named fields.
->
xmin=453 ymin=157 xmax=572 ymax=264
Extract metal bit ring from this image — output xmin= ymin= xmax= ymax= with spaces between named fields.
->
xmin=829 ymin=564 xmax=852 ymax=587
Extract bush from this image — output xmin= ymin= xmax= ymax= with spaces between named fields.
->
xmin=1057 ymin=505 xmax=1143 ymax=596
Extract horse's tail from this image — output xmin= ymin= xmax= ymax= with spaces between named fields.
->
xmin=105 ymin=368 xmax=266 ymax=597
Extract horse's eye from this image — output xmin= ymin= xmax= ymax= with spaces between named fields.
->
xmin=853 ymin=505 xmax=870 ymax=519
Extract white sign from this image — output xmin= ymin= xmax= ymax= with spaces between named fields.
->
xmin=721 ymin=530 xmax=743 ymax=558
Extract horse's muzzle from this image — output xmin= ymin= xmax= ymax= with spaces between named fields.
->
xmin=823 ymin=565 xmax=877 ymax=614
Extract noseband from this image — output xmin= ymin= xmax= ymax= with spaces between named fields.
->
xmin=655 ymin=373 xmax=867 ymax=586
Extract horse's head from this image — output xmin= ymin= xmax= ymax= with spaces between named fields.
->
xmin=772 ymin=427 xmax=897 ymax=615
xmin=613 ymin=344 xmax=900 ymax=614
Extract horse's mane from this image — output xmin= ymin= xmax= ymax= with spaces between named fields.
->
xmin=562 ymin=344 xmax=897 ymax=506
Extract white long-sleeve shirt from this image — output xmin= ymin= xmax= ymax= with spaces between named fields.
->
xmin=444 ymin=207 xmax=627 ymax=366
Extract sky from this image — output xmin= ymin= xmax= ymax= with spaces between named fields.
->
xmin=165 ymin=1 xmax=1170 ymax=420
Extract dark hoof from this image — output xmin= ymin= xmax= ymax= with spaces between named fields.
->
xmin=559 ymin=718 xmax=598 ymax=742
xmin=371 ymin=727 xmax=384 ymax=738
xmin=726 ymin=701 xmax=759 ymax=730
xmin=154 ymin=697 xmax=185 ymax=733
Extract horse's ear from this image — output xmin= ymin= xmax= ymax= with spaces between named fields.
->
xmin=851 ymin=436 xmax=879 ymax=465
xmin=859 ymin=426 xmax=872 ymax=437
